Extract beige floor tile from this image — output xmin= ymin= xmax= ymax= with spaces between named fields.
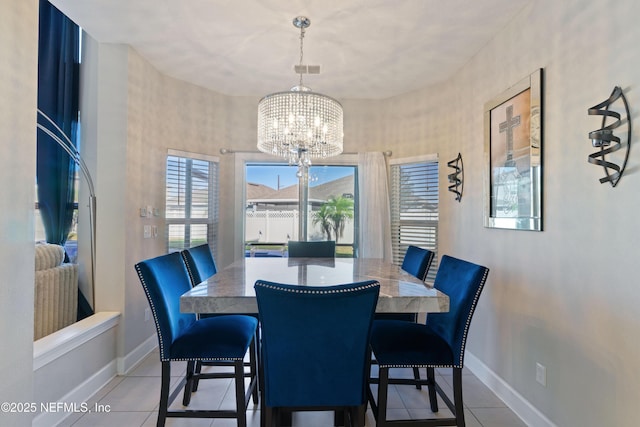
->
xmin=471 ymin=407 xmax=528 ymax=427
xmin=54 ymin=351 xmax=526 ymax=427
xmin=67 ymin=410 xmax=152 ymax=427
xmin=142 ymin=411 xmax=214 ymax=427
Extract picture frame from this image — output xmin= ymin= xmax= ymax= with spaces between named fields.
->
xmin=484 ymin=69 xmax=543 ymax=231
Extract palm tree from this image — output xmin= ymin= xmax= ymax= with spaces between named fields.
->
xmin=312 ymin=204 xmax=333 ymax=240
xmin=325 ymin=195 xmax=354 ymax=243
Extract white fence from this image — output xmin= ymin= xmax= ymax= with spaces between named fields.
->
xmin=245 ymin=210 xmax=354 ymax=243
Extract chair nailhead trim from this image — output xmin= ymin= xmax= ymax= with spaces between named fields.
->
xmin=255 ymin=281 xmax=379 ymax=294
xmin=135 ymin=264 xmax=167 ymax=360
xmin=180 ymin=252 xmax=197 ymax=286
xmin=456 ymin=267 xmax=489 ymax=366
xmin=379 ymin=363 xmax=459 ymax=369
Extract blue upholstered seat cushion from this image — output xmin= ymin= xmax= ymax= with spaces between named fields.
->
xmin=370 ymin=319 xmax=454 ymax=367
xmin=170 ymin=314 xmax=258 ymax=360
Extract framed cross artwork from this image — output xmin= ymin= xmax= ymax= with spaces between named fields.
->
xmin=483 ymin=69 xmax=543 ymax=231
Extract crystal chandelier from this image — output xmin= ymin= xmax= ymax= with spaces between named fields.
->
xmin=257 ymin=16 xmax=343 ymax=174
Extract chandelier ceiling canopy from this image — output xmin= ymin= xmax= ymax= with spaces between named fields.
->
xmin=257 ymin=16 xmax=344 ymax=170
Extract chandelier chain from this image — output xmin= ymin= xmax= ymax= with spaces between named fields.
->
xmin=298 ymin=25 xmax=305 ymax=87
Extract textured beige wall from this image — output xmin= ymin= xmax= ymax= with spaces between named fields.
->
xmin=0 ymin=1 xmax=38 ymax=425
xmin=376 ymin=1 xmax=640 ymax=426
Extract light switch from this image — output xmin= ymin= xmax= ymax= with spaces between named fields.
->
xmin=143 ymin=225 xmax=152 ymax=238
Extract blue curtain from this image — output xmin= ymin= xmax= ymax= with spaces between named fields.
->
xmin=37 ymin=1 xmax=93 ymax=320
xmin=37 ymin=0 xmax=80 ymax=247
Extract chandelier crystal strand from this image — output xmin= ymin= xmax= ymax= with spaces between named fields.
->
xmin=257 ymin=16 xmax=343 ymax=171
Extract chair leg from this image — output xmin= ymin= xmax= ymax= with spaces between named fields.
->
xmin=182 ymin=360 xmax=195 ymax=406
xmin=264 ymin=406 xmax=274 ymax=427
xmin=376 ymin=366 xmax=390 ymax=427
xmin=334 ymin=409 xmax=345 ymax=426
xmin=157 ymin=361 xmax=171 ymax=427
xmin=192 ymin=360 xmax=202 ymax=391
xmin=249 ymin=333 xmax=259 ymax=404
xmin=452 ymin=368 xmax=466 ymax=427
xmin=280 ymin=409 xmax=292 ymax=426
xmin=427 ymin=367 xmax=438 ymax=412
xmin=234 ymin=359 xmax=248 ymax=427
xmin=350 ymin=404 xmax=366 ymax=427
xmin=413 ymin=367 xmax=423 ymax=390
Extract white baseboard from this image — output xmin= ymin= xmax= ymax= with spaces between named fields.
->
xmin=118 ymin=334 xmax=158 ymax=374
xmin=32 ymin=359 xmax=118 ymax=427
xmin=465 ymin=351 xmax=557 ymax=427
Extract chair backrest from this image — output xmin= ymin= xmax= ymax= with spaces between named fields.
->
xmin=181 ymin=244 xmax=217 ymax=286
xmin=255 ymin=280 xmax=380 ymax=408
xmin=427 ymin=255 xmax=489 ymax=367
xmin=287 ymin=240 xmax=336 ymax=258
xmin=135 ymin=252 xmax=197 ymax=361
xmin=401 ymin=245 xmax=435 ymax=281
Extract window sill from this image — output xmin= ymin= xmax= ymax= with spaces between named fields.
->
xmin=33 ymin=312 xmax=120 ymax=370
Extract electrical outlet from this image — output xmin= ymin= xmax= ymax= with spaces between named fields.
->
xmin=144 ymin=308 xmax=151 ymax=322
xmin=536 ymin=363 xmax=546 ymax=386
xmin=140 ymin=207 xmax=148 ymax=217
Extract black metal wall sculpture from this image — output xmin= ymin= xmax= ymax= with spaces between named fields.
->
xmin=588 ymin=86 xmax=631 ymax=187
xmin=447 ymin=152 xmax=464 ymax=202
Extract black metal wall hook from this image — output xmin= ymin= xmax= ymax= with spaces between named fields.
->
xmin=587 ymin=86 xmax=632 ymax=187
xmin=447 ymin=153 xmax=464 ymax=202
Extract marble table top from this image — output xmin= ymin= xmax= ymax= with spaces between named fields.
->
xmin=180 ymin=257 xmax=449 ymax=314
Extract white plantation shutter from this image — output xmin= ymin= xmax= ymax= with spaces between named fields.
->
xmin=166 ymin=150 xmax=219 ymax=259
xmin=389 ymin=155 xmax=439 ymax=281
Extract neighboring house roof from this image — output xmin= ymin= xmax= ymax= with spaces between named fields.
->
xmin=247 ymin=174 xmax=354 ymax=205
xmin=246 ymin=182 xmax=277 ymax=200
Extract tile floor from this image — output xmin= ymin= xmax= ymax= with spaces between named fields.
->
xmin=58 ymin=349 xmax=526 ymax=427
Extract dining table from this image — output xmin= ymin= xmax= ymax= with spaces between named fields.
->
xmin=180 ymin=257 xmax=449 ymax=314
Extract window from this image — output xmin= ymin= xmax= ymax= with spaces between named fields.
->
xmin=165 ymin=150 xmax=219 ymax=258
xmin=245 ymin=163 xmax=357 ymax=257
xmin=390 ymin=155 xmax=439 ymax=281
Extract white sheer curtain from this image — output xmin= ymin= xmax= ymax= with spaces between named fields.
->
xmin=358 ymin=152 xmax=392 ymax=261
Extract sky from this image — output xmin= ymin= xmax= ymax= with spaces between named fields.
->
xmin=246 ymin=164 xmax=355 ymax=189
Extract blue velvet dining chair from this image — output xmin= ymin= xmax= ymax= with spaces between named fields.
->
xmin=376 ymin=245 xmax=434 ymax=323
xmin=135 ymin=252 xmax=258 ymax=427
xmin=368 ymin=255 xmax=490 ymax=427
xmin=255 ymin=280 xmax=380 ymax=427
xmin=181 ymin=243 xmax=217 ymax=286
xmin=374 ymin=245 xmax=435 ymax=388
xmin=180 ymin=243 xmax=258 ymax=393
xmin=287 ymin=240 xmax=336 ymax=257
xmin=402 ymin=245 xmax=435 ymax=282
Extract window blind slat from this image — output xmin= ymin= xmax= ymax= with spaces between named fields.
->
xmin=166 ymin=154 xmax=219 ymax=260
xmin=390 ymin=158 xmax=439 ymax=281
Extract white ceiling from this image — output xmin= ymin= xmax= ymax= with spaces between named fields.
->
xmin=51 ymin=0 xmax=530 ymax=100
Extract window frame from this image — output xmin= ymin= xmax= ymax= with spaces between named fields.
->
xmin=165 ymin=149 xmax=220 ymax=258
xmin=389 ymin=154 xmax=439 ymax=281
xmin=234 ymin=152 xmax=360 ymax=260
